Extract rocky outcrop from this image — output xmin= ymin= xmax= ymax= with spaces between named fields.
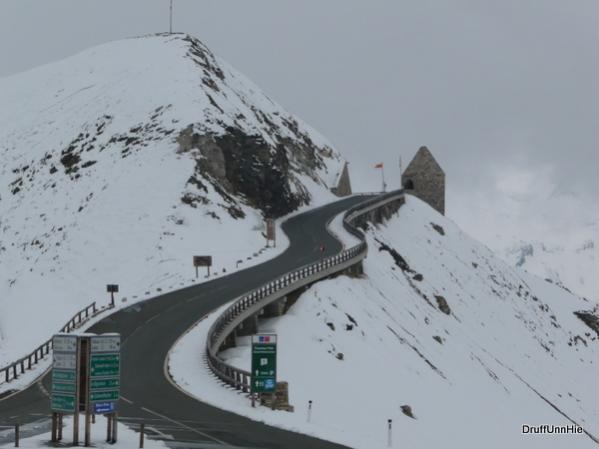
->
xmin=178 ymin=124 xmax=337 ymax=218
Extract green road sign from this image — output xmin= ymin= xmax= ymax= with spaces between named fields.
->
xmin=52 ymin=369 xmax=76 ymax=382
xmin=90 ymin=390 xmax=119 ymax=401
xmin=251 ymin=334 xmax=277 ymax=393
xmin=90 ymin=378 xmax=120 ymax=389
xmin=90 ymin=353 xmax=120 ymax=377
xmin=52 ymin=382 xmax=76 ymax=393
xmin=51 ymin=394 xmax=76 ymax=412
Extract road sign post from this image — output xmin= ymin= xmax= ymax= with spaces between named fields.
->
xmin=51 ymin=333 xmax=78 ymax=445
xmin=251 ymin=334 xmax=277 ymax=407
xmin=193 ymin=255 xmax=212 ymax=278
xmin=106 ymin=284 xmax=119 ymax=307
xmin=51 ymin=333 xmax=120 ymax=446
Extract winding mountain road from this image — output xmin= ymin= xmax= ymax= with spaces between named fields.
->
xmin=0 ymin=194 xmax=376 ymax=449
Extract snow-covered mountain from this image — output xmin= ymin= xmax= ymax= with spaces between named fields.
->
xmin=451 ymin=185 xmax=599 ymax=303
xmin=171 ymin=195 xmax=599 ymax=449
xmin=0 ymin=33 xmax=345 ymax=366
xmin=502 ymin=239 xmax=598 ymax=301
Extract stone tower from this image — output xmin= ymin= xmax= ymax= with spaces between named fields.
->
xmin=331 ymin=162 xmax=352 ymax=197
xmin=401 ymin=146 xmax=445 ymax=215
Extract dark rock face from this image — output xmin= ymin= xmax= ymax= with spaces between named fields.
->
xmin=177 ymin=122 xmax=338 ymax=218
xmin=574 ymin=310 xmax=599 ymax=337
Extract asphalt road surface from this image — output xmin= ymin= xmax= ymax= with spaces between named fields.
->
xmin=0 ymin=194 xmax=375 ymax=448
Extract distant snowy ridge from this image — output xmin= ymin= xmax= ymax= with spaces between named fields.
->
xmin=0 ymin=33 xmax=345 ymax=368
xmin=502 ymin=238 xmax=598 ymax=302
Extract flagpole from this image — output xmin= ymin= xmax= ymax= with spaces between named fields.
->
xmin=169 ymin=0 xmax=173 ymax=34
xmin=382 ymin=166 xmax=386 ymax=192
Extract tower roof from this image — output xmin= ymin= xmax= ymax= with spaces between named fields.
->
xmin=403 ymin=146 xmax=444 ymax=176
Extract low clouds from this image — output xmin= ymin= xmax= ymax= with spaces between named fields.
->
xmin=2 ymin=0 xmax=598 ymax=255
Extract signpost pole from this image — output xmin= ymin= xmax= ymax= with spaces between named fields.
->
xmin=84 ymin=411 xmax=91 ymax=447
xmin=51 ymin=413 xmax=57 ymax=442
xmin=112 ymin=412 xmax=118 ymax=443
xmin=106 ymin=415 xmax=112 ymax=443
xmin=195 ymin=266 xmax=198 ymax=279
xmin=58 ymin=414 xmax=63 ymax=440
xmin=73 ymin=338 xmax=81 ymax=446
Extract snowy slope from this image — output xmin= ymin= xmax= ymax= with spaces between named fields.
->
xmin=170 ymin=195 xmax=599 ymax=449
xmin=0 ymin=33 xmax=345 ymax=369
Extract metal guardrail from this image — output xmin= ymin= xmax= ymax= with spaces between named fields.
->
xmin=205 ymin=189 xmax=405 ymax=392
xmin=0 ymin=300 xmax=114 ymax=386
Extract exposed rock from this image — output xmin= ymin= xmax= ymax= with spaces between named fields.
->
xmin=401 ymin=405 xmax=416 ymax=419
xmin=435 ymin=295 xmax=451 ymax=315
xmin=431 ymin=222 xmax=445 ymax=236
xmin=574 ymin=310 xmax=599 ymax=337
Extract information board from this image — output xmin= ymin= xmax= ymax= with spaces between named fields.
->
xmin=251 ymin=334 xmax=277 ymax=394
xmin=88 ymin=334 xmax=120 ymax=414
xmin=51 ymin=334 xmax=78 ymax=413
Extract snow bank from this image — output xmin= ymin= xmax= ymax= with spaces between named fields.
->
xmin=169 ymin=195 xmax=599 ymax=449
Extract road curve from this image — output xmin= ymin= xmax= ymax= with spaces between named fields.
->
xmin=0 ymin=194 xmax=375 ymax=448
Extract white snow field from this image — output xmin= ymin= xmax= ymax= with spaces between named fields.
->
xmin=0 ymin=33 xmax=345 ymax=379
xmin=170 ymin=195 xmax=599 ymax=449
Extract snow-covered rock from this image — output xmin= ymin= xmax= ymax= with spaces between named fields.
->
xmin=0 ymin=33 xmax=345 ymax=367
xmin=171 ymin=195 xmax=599 ymax=449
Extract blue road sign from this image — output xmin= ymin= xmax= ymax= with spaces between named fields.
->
xmin=93 ymin=401 xmax=116 ymax=414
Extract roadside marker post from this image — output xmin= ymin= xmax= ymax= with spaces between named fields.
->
xmin=265 ymin=219 xmax=276 ymax=248
xmin=14 ymin=423 xmax=19 ymax=447
xmin=139 ymin=422 xmax=145 ymax=448
xmin=387 ymin=419 xmax=393 ymax=447
xmin=307 ymin=400 xmax=312 ymax=423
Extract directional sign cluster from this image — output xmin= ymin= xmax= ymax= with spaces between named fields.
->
xmin=251 ymin=334 xmax=277 ymax=394
xmin=51 ymin=334 xmax=78 ymax=413
xmin=89 ymin=334 xmax=121 ymax=414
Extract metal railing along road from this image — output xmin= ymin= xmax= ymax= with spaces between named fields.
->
xmin=205 ymin=189 xmax=405 ymax=392
xmin=0 ymin=300 xmax=114 ymax=386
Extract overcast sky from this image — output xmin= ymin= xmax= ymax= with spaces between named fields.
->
xmin=2 ymin=0 xmax=598 ymax=246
